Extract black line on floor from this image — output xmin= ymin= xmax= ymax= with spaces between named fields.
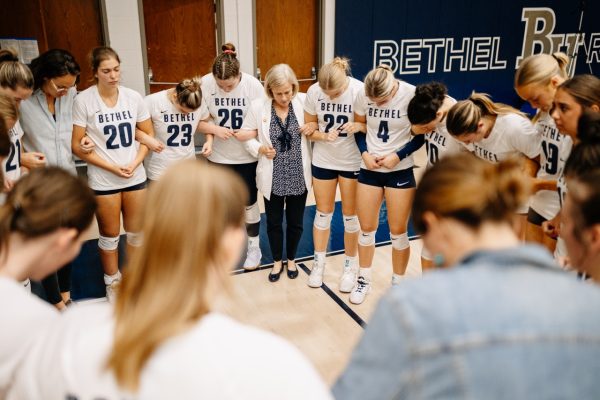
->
xmin=298 ymin=263 xmax=367 ymax=329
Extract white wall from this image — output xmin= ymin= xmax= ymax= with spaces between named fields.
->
xmin=101 ymin=0 xmax=147 ymax=94
xmin=322 ymin=0 xmax=336 ymax=63
xmin=221 ymin=0 xmax=255 ymax=76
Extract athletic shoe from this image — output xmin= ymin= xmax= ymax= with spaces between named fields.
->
xmin=391 ymin=274 xmax=404 ymax=286
xmin=308 ymin=262 xmax=325 ymax=288
xmin=339 ymin=259 xmax=357 ymax=293
xmin=349 ymin=276 xmax=371 ymax=304
xmin=243 ymin=246 xmax=262 ymax=270
xmin=106 ymin=280 xmax=120 ymax=303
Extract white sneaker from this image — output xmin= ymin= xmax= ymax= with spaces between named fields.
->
xmin=391 ymin=274 xmax=404 ymax=286
xmin=339 ymin=260 xmax=357 ymax=293
xmin=243 ymin=246 xmax=262 ymax=270
xmin=106 ymin=279 xmax=120 ymax=303
xmin=349 ymin=276 xmax=371 ymax=305
xmin=308 ymin=262 xmax=325 ymax=288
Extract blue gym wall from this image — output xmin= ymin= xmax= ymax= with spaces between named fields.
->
xmin=335 ymin=1 xmax=600 ymax=110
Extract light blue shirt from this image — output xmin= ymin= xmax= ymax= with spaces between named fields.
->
xmin=334 ymin=245 xmax=600 ymax=400
xmin=19 ymin=87 xmax=77 ymax=174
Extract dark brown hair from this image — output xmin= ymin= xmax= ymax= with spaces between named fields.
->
xmin=211 ymin=43 xmax=240 ymax=80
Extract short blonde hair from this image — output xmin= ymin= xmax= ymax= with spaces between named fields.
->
xmin=318 ymin=57 xmax=350 ymax=91
xmin=264 ymin=64 xmax=299 ymax=99
xmin=364 ymin=65 xmax=395 ymax=99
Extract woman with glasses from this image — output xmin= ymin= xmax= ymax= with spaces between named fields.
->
xmin=19 ymin=49 xmax=91 ymax=310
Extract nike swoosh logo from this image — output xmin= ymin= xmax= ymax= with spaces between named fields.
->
xmin=353 ymin=172 xmax=359 ymax=176
xmin=317 ymin=97 xmax=325 ymax=102
xmin=160 ymin=110 xmax=168 ymax=114
xmin=345 ymin=218 xmax=352 ymax=221
xmin=396 ymin=181 xmax=410 ymax=187
xmin=361 ymin=233 xmax=370 ymax=237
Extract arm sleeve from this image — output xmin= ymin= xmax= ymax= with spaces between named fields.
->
xmin=396 ymin=134 xmax=425 ymax=160
xmin=354 ymin=131 xmax=368 ymax=154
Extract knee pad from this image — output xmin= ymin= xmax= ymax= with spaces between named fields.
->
xmin=313 ymin=210 xmax=333 ymax=231
xmin=98 ymin=235 xmax=119 ymax=251
xmin=358 ymin=230 xmax=376 ymax=247
xmin=391 ymin=233 xmax=409 ymax=251
xmin=343 ymin=214 xmax=360 ymax=233
xmin=126 ymin=231 xmax=143 ymax=247
xmin=245 ymin=202 xmax=261 ymax=225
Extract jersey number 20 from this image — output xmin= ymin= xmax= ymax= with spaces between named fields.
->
xmin=104 ymin=123 xmax=133 ymax=149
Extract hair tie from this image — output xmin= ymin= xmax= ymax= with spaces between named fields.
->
xmin=223 ymin=50 xmax=235 ymax=55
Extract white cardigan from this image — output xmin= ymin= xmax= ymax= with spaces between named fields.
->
xmin=243 ymin=94 xmax=312 ymax=201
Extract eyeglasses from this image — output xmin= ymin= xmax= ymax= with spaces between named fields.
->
xmin=50 ymin=79 xmax=75 ymax=93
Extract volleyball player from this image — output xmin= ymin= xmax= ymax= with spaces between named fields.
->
xmin=446 ymin=92 xmax=541 ymax=237
xmin=199 ymin=43 xmax=265 ymax=271
xmin=514 ymin=53 xmax=573 ymax=251
xmin=344 ymin=65 xmax=424 ymax=305
xmin=71 ymin=47 xmax=155 ymax=302
xmin=144 ymin=77 xmax=212 ymax=181
xmin=303 ymin=57 xmax=363 ymax=291
xmin=407 ymin=81 xmax=464 ymax=269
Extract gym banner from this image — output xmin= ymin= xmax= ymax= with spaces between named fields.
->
xmin=335 ymin=0 xmax=600 ymax=107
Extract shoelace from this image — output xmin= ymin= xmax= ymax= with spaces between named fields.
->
xmin=355 ymin=277 xmax=369 ymax=293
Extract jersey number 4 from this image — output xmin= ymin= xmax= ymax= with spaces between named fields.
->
xmin=104 ymin=123 xmax=133 ymax=149
xmin=167 ymin=124 xmax=192 ymax=147
xmin=377 ymin=121 xmax=390 ymax=143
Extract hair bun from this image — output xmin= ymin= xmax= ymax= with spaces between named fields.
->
xmin=221 ymin=43 xmax=237 ymax=57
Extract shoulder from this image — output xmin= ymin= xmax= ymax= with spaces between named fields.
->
xmin=74 ymin=86 xmax=96 ymax=104
xmin=241 ymin=72 xmax=263 ymax=89
xmin=119 ymin=86 xmax=144 ymax=101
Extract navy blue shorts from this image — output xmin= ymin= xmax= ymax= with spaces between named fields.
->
xmin=527 ymin=207 xmax=547 ymax=226
xmin=358 ymin=168 xmax=416 ymax=189
xmin=94 ymin=180 xmax=147 ymax=196
xmin=312 ymin=164 xmax=359 ymax=180
xmin=211 ymin=161 xmax=258 ymax=205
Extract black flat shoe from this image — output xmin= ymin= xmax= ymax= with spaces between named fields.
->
xmin=287 ymin=263 xmax=299 ymax=279
xmin=269 ymin=265 xmax=283 ymax=282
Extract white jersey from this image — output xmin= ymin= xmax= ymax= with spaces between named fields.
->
xmin=144 ymin=90 xmax=209 ymax=180
xmin=0 ymin=277 xmax=58 ymax=398
xmin=470 ymin=113 xmax=541 ymax=163
xmin=354 ymin=80 xmax=416 ymax=172
xmin=529 ymin=112 xmax=573 ymax=219
xmin=424 ymin=97 xmax=464 ymax=168
xmin=11 ymin=304 xmax=333 ymax=400
xmin=202 ymin=72 xmax=263 ymax=164
xmin=304 ymin=77 xmax=363 ymax=171
xmin=554 ymin=173 xmax=568 ymax=258
xmin=2 ymin=121 xmax=24 ymax=184
xmin=73 ymin=86 xmax=148 ymax=191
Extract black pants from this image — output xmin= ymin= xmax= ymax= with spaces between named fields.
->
xmin=40 ymin=262 xmax=72 ymax=305
xmin=264 ymin=190 xmax=308 ymax=262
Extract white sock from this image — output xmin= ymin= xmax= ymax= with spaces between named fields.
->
xmin=104 ymin=270 xmax=122 ymax=285
xmin=314 ymin=251 xmax=326 ymax=265
xmin=359 ymin=267 xmax=372 ymax=281
xmin=248 ymin=235 xmax=260 ymax=248
xmin=392 ymin=273 xmax=404 ymax=283
xmin=345 ymin=255 xmax=358 ymax=267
